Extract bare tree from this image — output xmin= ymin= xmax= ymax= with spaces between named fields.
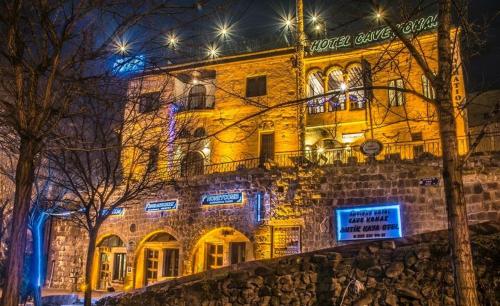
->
xmin=45 ymin=71 xmax=201 ymax=305
xmin=0 ymin=1 xmax=223 ymax=304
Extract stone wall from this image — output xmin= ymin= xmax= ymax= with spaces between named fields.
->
xmin=97 ymin=222 xmax=500 ymax=306
xmin=46 ymin=154 xmax=500 ymax=291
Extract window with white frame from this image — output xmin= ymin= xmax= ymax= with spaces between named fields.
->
xmin=307 ymin=71 xmax=325 ymax=114
xmin=388 ymin=79 xmax=405 ymax=106
xmin=347 ymin=64 xmax=366 ymax=110
xmin=421 ymin=75 xmax=435 ymax=100
xmin=327 ymin=68 xmax=346 ymax=111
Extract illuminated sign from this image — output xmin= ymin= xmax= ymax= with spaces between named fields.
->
xmin=335 ymin=204 xmax=402 ymax=241
xmin=361 ymin=139 xmax=383 ymax=156
xmin=113 ymin=55 xmax=145 ymax=74
xmin=272 ymin=226 xmax=301 ymax=257
xmin=103 ymin=207 xmax=125 ymax=216
xmin=311 ymin=15 xmax=438 ymax=54
xmin=145 ymin=200 xmax=177 ymax=212
xmin=202 ymin=192 xmax=243 ymax=206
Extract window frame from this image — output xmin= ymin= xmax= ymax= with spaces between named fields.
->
xmin=388 ymin=78 xmax=405 ymax=107
xmin=138 ymin=92 xmax=161 ymax=114
xmin=162 ymin=248 xmax=179 ymax=277
xmin=421 ymin=75 xmax=435 ymax=100
xmin=246 ymin=75 xmax=267 ymax=97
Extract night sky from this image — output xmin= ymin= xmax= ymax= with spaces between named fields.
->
xmin=233 ymin=0 xmax=500 ymax=92
xmin=134 ymin=0 xmax=500 ymax=93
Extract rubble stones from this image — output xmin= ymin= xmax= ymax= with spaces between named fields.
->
xmin=97 ymin=224 xmax=500 ymax=306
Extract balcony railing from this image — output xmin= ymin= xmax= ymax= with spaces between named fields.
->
xmin=175 ymin=133 xmax=500 ymax=178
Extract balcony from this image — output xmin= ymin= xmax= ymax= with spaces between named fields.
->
xmin=174 ymin=133 xmax=499 ymax=178
xmin=174 ymin=95 xmax=215 ymax=113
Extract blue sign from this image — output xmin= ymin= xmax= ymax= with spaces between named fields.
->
xmin=103 ymin=207 xmax=124 ymax=216
xmin=113 ymin=54 xmax=145 ymax=74
xmin=335 ymin=204 xmax=402 ymax=241
xmin=145 ymin=200 xmax=177 ymax=212
xmin=202 ymin=192 xmax=243 ymax=206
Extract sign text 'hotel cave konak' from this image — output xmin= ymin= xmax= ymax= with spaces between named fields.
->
xmin=310 ymin=15 xmax=438 ymax=54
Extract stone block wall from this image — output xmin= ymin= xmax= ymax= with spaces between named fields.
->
xmin=46 ymin=154 xmax=500 ymax=291
xmin=97 ymin=222 xmax=500 ymax=306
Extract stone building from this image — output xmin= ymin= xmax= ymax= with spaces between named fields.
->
xmin=46 ymin=14 xmax=499 ymax=294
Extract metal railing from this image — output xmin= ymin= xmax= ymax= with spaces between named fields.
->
xmin=178 ymin=133 xmax=500 ymax=177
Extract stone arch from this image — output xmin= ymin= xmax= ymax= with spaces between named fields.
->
xmin=92 ymin=234 xmax=127 ymax=291
xmin=187 ymin=226 xmax=254 ymax=274
xmin=133 ymin=229 xmax=182 ymax=288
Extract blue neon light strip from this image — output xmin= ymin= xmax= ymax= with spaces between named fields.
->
xmin=335 ymin=204 xmax=402 ymax=241
xmin=256 ymin=193 xmax=262 ymax=222
xmin=35 ymin=213 xmax=48 ymax=287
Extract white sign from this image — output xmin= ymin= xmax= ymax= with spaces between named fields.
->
xmin=361 ymin=139 xmax=383 ymax=156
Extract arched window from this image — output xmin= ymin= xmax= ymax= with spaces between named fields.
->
xmin=181 ymin=151 xmax=204 ymax=176
xmin=138 ymin=232 xmax=180 ymax=287
xmin=193 ymin=127 xmax=206 ymax=138
xmin=98 ymin=235 xmax=125 ymax=248
xmin=347 ymin=63 xmax=366 ymax=110
xmin=307 ymin=71 xmax=325 ymax=114
xmin=188 ymin=85 xmax=207 ymax=109
xmin=327 ymin=68 xmax=346 ymax=111
xmin=96 ymin=235 xmax=126 ymax=290
xmin=178 ymin=128 xmax=190 ymax=138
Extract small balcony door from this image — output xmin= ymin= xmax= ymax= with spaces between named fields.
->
xmin=260 ymin=133 xmax=275 ymax=165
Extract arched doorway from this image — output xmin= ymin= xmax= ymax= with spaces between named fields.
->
xmin=134 ymin=232 xmax=181 ymax=288
xmin=181 ymin=151 xmax=204 ymax=176
xmin=94 ymin=235 xmax=126 ymax=291
xmin=191 ymin=227 xmax=253 ymax=274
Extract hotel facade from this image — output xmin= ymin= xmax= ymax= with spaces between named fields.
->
xmin=46 ymin=16 xmax=500 ymax=293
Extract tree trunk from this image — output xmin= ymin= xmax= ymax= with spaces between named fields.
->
xmin=1 ymin=138 xmax=37 ymax=306
xmin=84 ymin=230 xmax=98 ymax=306
xmin=436 ymin=1 xmax=479 ymax=305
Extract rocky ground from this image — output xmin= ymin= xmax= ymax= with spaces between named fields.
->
xmin=98 ymin=222 xmax=500 ymax=306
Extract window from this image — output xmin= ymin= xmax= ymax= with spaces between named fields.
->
xmin=181 ymin=151 xmax=204 ymax=176
xmin=139 ymin=92 xmax=161 ymax=113
xmin=327 ymin=68 xmax=346 ymax=111
xmin=147 ymin=146 xmax=159 ymax=171
xmin=145 ymin=249 xmax=159 ymax=285
xmin=193 ymin=127 xmax=206 ymax=138
xmin=162 ymin=248 xmax=179 ymax=277
xmin=388 ymin=79 xmax=405 ymax=106
xmin=98 ymin=253 xmax=110 ymax=289
xmin=206 ymin=243 xmax=223 ymax=270
xmin=230 ymin=242 xmax=246 ymax=265
xmin=246 ymin=76 xmax=267 ymax=97
xmin=421 ymin=75 xmax=435 ymax=100
xmin=188 ymin=84 xmax=207 ymax=109
xmin=112 ymin=253 xmax=126 ymax=282
xmin=347 ymin=64 xmax=366 ymax=110
xmin=411 ymin=132 xmax=423 ymax=141
xmin=178 ymin=128 xmax=190 ymax=138
xmin=307 ymin=71 xmax=325 ymax=114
